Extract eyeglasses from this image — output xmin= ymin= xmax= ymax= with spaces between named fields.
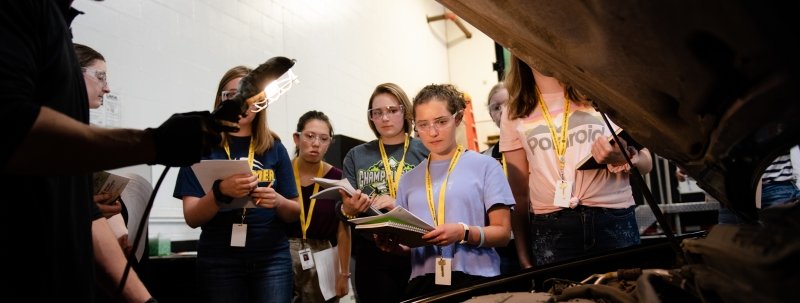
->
xmin=296 ymin=132 xmax=332 ymax=144
xmin=82 ymin=67 xmax=108 ymax=87
xmin=368 ymin=105 xmax=404 ymax=120
xmin=488 ymin=102 xmax=503 ymax=113
xmin=414 ymin=112 xmax=461 ymax=133
xmin=221 ymin=90 xmax=237 ymax=101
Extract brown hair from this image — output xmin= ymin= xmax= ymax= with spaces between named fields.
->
xmin=487 ymin=82 xmax=506 ymax=107
xmin=367 ymin=83 xmax=414 ymax=138
xmin=412 ymin=83 xmax=466 ymax=122
xmin=73 ymin=43 xmax=105 ymax=68
xmin=505 ymin=56 xmax=585 ymax=120
xmin=213 ymin=65 xmax=279 ymax=154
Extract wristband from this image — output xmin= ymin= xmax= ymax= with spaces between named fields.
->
xmin=212 ymin=179 xmax=234 ymax=204
xmin=458 ymin=222 xmax=470 ymax=245
xmin=477 ymin=226 xmax=485 ymax=247
xmin=145 ymin=298 xmax=158 ymax=303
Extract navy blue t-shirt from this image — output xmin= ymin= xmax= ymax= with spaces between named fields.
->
xmin=174 ymin=135 xmax=298 ymax=257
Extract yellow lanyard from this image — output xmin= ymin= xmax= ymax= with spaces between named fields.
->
xmin=425 ymin=145 xmax=464 ymax=227
xmin=538 ymin=97 xmax=570 ymax=179
xmin=224 ymin=138 xmax=255 ymax=222
xmin=223 ymin=139 xmax=255 ymax=170
xmin=501 ymin=153 xmax=508 ymax=176
xmin=378 ymin=134 xmax=409 ymax=198
xmin=293 ymin=159 xmax=325 ymax=240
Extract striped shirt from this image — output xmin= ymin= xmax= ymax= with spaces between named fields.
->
xmin=762 ymin=153 xmax=796 ymax=184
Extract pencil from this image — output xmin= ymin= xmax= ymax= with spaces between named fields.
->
xmin=256 ymin=181 xmax=274 ymax=205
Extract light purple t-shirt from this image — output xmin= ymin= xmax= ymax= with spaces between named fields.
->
xmin=395 ymin=150 xmax=515 ymax=280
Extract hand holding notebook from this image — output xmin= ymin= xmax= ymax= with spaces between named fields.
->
xmin=349 ymin=207 xmax=434 ymax=248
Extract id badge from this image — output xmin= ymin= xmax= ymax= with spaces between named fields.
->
xmin=298 ymin=248 xmax=315 ymax=270
xmin=553 ymin=180 xmax=573 ymax=208
xmin=231 ymin=224 xmax=247 ymax=247
xmin=435 ymin=257 xmax=452 ymax=285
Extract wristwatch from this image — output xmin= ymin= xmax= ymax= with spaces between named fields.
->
xmin=459 ymin=222 xmax=470 ymax=245
xmin=212 ymin=179 xmax=234 ymax=204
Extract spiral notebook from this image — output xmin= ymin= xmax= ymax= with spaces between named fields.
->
xmin=350 ymin=207 xmax=434 ymax=248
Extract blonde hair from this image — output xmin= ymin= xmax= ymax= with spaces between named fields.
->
xmin=213 ymin=66 xmax=279 ymax=155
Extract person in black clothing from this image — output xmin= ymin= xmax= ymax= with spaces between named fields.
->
xmin=0 ymin=1 xmax=219 ymax=302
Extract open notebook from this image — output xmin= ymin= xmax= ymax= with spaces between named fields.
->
xmin=349 ymin=207 xmax=434 ymax=248
xmin=310 ymin=177 xmax=382 ymax=215
xmin=309 ymin=177 xmax=355 ymax=200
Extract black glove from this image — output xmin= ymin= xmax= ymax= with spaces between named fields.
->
xmin=210 ymin=98 xmax=246 ymax=133
xmin=146 ymin=111 xmax=221 ymax=167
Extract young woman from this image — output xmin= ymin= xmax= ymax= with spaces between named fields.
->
xmin=338 ymin=83 xmax=428 ymax=302
xmin=287 ymin=110 xmax=350 ymax=302
xmin=75 ymin=43 xmax=153 ymax=303
xmin=481 ymin=81 xmax=520 ymax=275
xmin=500 ymin=56 xmax=652 ymax=268
xmin=75 ymin=43 xmax=123 ymax=220
xmin=173 ymin=65 xmax=300 ymax=303
xmin=376 ymin=84 xmax=514 ymax=298
xmin=75 ymin=43 xmax=111 ymax=110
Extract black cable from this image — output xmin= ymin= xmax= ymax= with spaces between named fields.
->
xmin=597 ymin=111 xmax=684 ymax=264
xmin=116 ymin=166 xmax=172 ymax=295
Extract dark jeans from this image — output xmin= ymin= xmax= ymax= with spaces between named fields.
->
xmin=531 ymin=205 xmax=640 ymax=266
xmin=196 ymin=251 xmax=293 ymax=303
xmin=352 ymin=232 xmax=410 ymax=303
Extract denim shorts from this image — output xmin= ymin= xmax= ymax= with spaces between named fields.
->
xmin=530 ymin=205 xmax=640 ymax=266
xmin=761 ymin=181 xmax=800 ymax=209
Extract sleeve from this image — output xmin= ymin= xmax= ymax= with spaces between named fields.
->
xmin=173 ymin=166 xmax=206 ymax=199
xmin=273 ymin=143 xmax=299 ymax=199
xmin=499 ymin=106 xmax=523 ymax=152
xmin=483 ymin=157 xmax=515 ymax=209
xmin=342 ymin=147 xmax=358 ymax=189
xmin=0 ymin=2 xmax=44 ymax=169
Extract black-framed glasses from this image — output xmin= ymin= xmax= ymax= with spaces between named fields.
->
xmin=368 ymin=105 xmax=404 ymax=120
xmin=82 ymin=67 xmax=108 ymax=87
xmin=296 ymin=132 xmax=332 ymax=144
xmin=414 ymin=111 xmax=461 ymax=132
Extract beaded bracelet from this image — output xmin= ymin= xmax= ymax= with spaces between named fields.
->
xmin=340 ymin=204 xmax=356 ymax=220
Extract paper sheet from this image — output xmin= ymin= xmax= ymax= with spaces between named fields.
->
xmin=119 ymin=173 xmax=153 ymax=261
xmin=313 ymin=246 xmax=340 ymax=301
xmin=191 ymin=160 xmax=255 ymax=208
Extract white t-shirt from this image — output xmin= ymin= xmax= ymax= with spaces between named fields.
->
xmin=499 ymin=92 xmax=634 ymax=214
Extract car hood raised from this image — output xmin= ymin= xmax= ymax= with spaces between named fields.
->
xmin=439 ymin=0 xmax=800 ymax=219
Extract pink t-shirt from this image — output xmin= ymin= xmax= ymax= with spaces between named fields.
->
xmin=499 ymin=92 xmax=634 ymax=215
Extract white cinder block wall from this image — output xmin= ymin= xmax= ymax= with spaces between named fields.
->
xmin=72 ymin=0 xmax=498 ymax=241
